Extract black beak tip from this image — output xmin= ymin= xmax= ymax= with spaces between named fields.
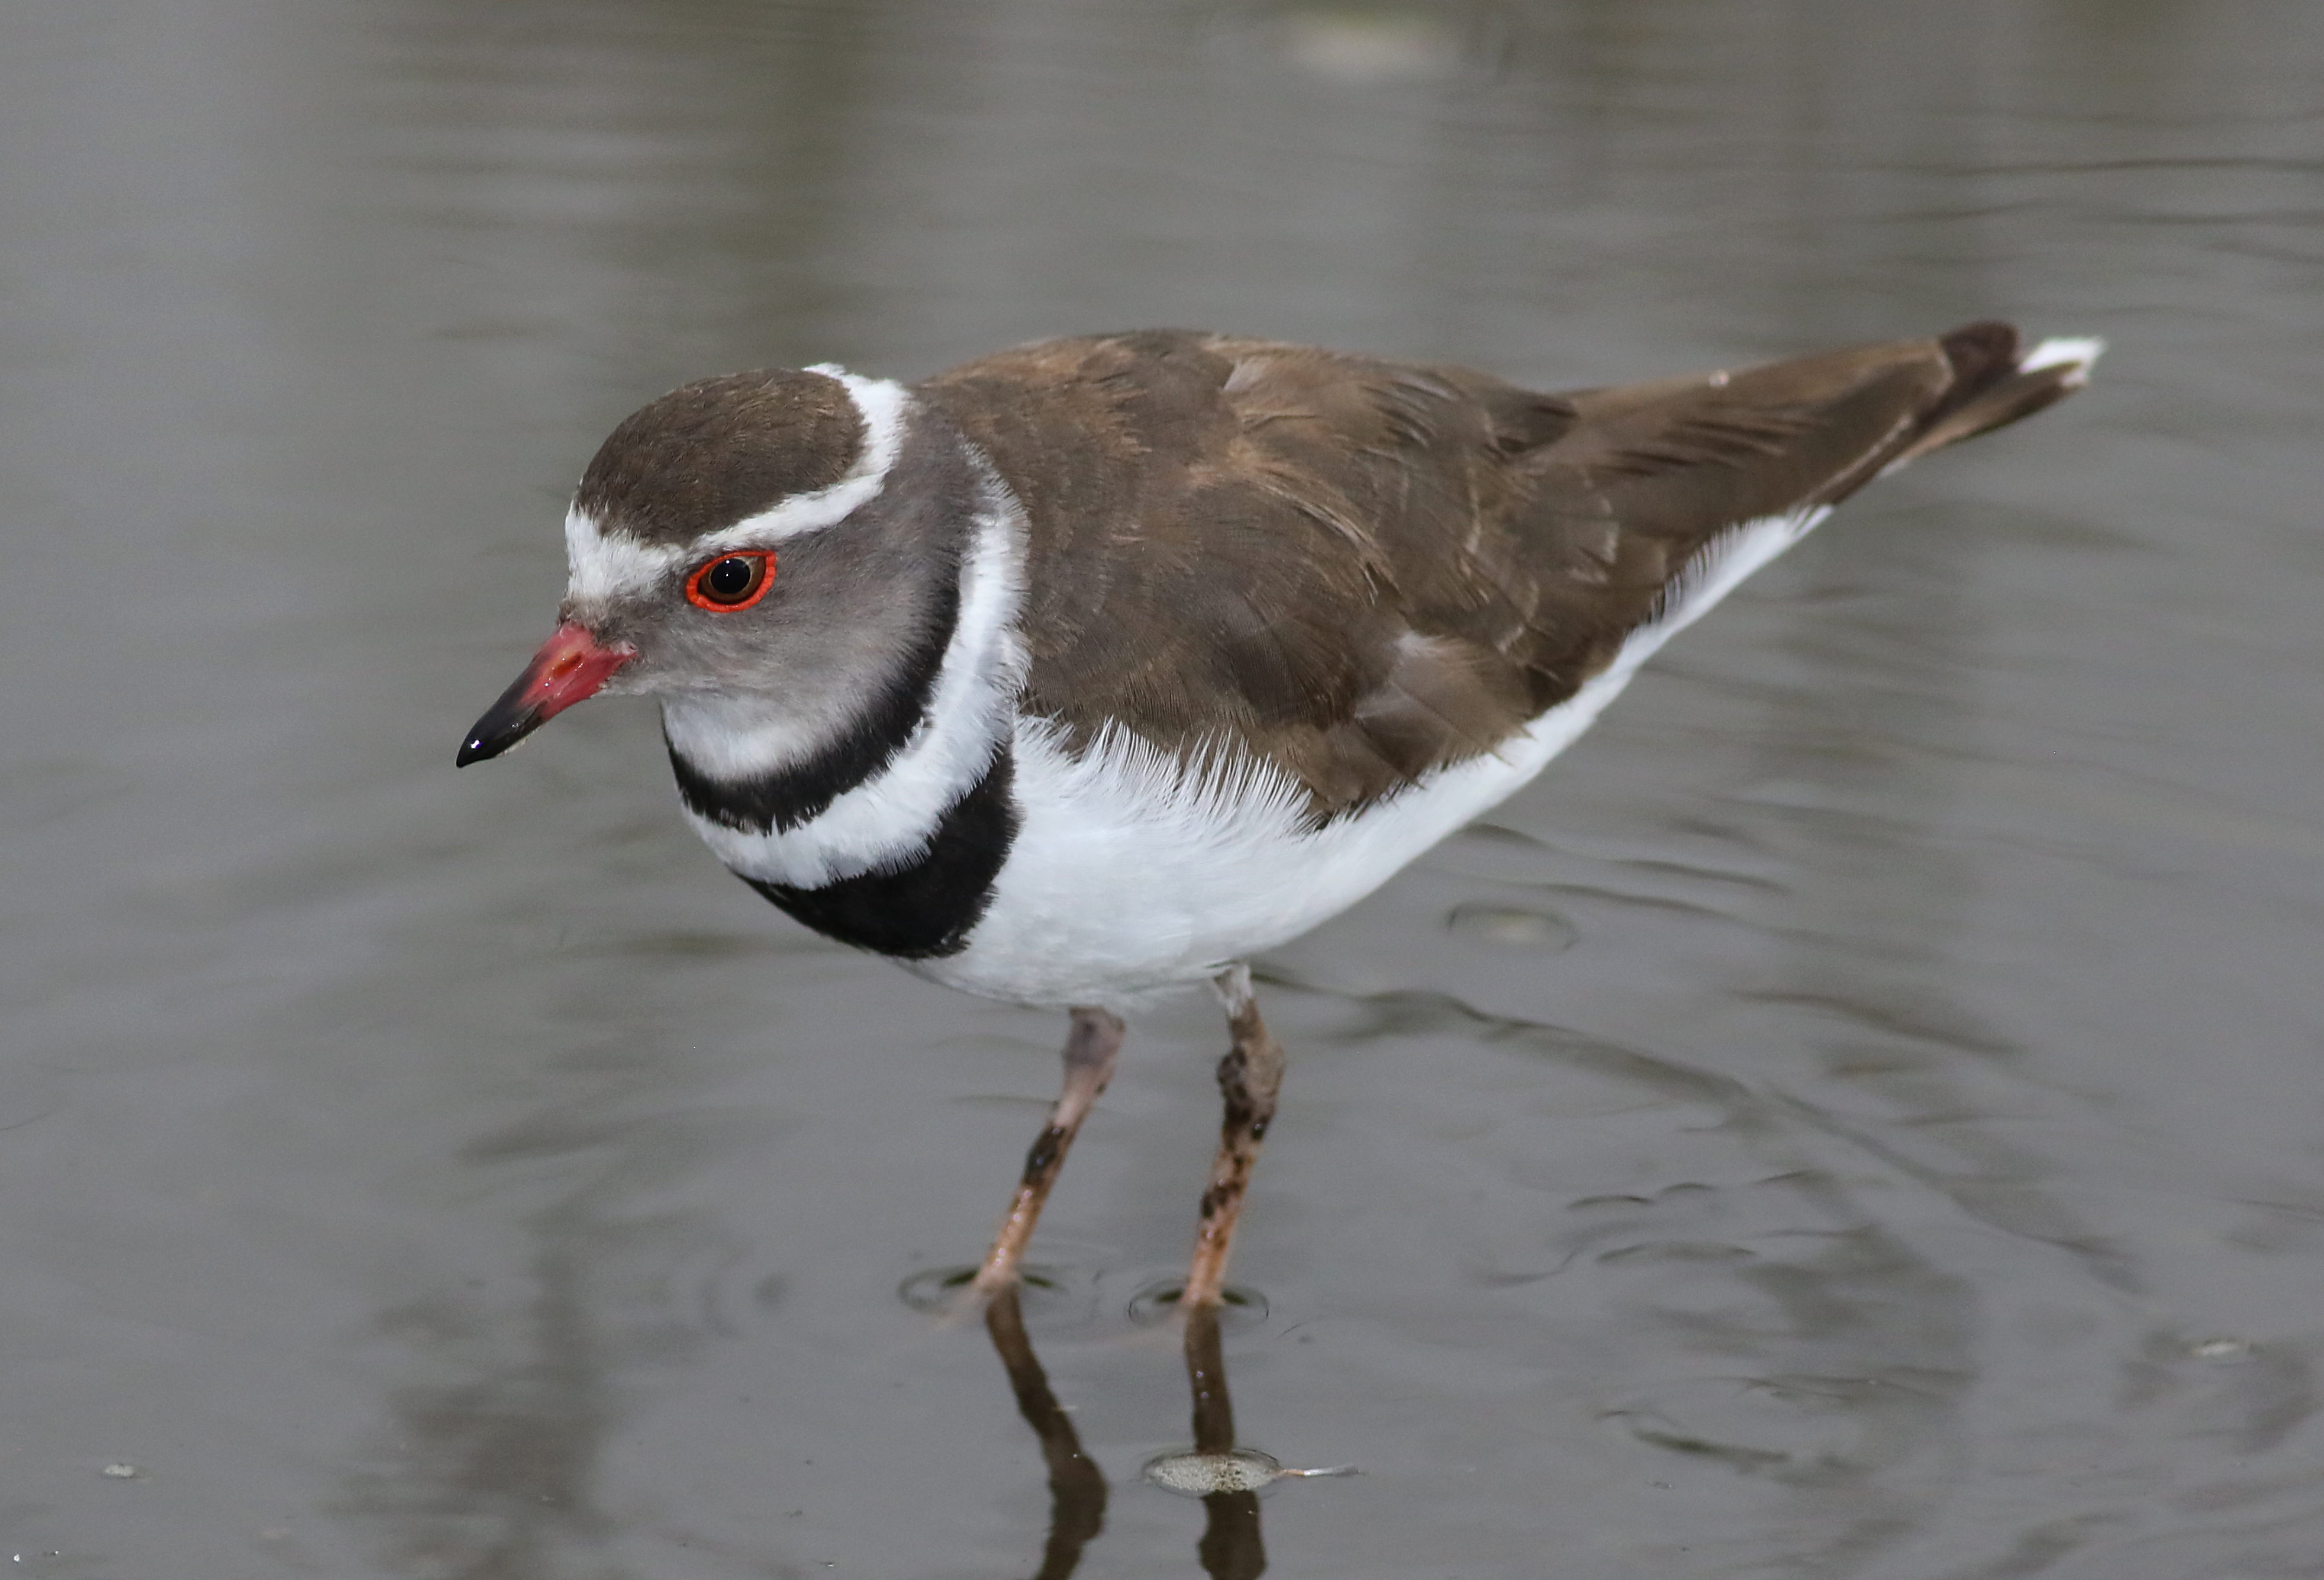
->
xmin=456 ymin=702 xmax=540 ymax=767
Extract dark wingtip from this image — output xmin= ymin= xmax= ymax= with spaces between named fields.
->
xmin=1891 ymin=320 xmax=2101 ymax=465
xmin=1938 ymin=319 xmax=2022 ymax=384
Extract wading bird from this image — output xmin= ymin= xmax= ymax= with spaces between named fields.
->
xmin=459 ymin=323 xmax=2097 ymax=1308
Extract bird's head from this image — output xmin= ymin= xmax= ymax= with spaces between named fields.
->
xmin=457 ymin=364 xmax=965 ymax=768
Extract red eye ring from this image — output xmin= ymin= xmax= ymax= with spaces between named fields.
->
xmin=685 ymin=551 xmax=775 ymax=612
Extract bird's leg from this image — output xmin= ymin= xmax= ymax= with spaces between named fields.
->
xmin=973 ymin=1006 xmax=1126 ymax=1298
xmin=1182 ymin=963 xmax=1285 ymax=1309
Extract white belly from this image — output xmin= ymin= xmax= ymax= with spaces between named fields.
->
xmin=916 ymin=506 xmax=1826 ymax=1011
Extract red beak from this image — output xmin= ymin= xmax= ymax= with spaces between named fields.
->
xmin=456 ymin=622 xmax=636 ymax=765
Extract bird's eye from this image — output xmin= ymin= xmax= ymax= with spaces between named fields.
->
xmin=685 ymin=551 xmax=773 ymax=612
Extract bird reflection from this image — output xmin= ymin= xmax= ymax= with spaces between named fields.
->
xmin=981 ymin=1289 xmax=1267 ymax=1578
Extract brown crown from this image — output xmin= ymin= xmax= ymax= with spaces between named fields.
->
xmin=575 ymin=369 xmax=866 ymax=544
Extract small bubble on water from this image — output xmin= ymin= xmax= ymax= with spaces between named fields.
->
xmin=100 ymin=1463 xmax=138 ymax=1479
xmin=1142 ymin=1447 xmax=1357 ymax=1497
xmin=1446 ymin=903 xmax=1578 ymax=952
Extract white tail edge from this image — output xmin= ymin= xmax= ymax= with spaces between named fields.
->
xmin=2022 ymin=335 xmax=2107 ymax=387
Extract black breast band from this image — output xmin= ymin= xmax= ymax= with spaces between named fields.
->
xmin=742 ymin=744 xmax=1019 ymax=960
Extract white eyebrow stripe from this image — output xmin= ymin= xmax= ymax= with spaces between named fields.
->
xmin=560 ymin=369 xmax=911 ymax=608
xmin=693 ymin=371 xmax=911 ymax=552
xmin=565 ymin=507 xmax=684 ymax=604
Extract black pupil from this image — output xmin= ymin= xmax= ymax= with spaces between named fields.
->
xmin=704 ymin=556 xmax=756 ymax=601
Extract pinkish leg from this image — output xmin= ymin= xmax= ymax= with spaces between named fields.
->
xmin=1182 ymin=963 xmax=1285 ymax=1310
xmin=972 ymin=1006 xmax=1124 ymax=1298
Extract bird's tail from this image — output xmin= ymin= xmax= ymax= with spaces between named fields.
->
xmin=1886 ymin=320 xmax=2105 ymax=471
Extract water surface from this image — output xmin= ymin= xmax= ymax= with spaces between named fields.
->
xmin=5 ymin=3 xmax=2324 ymax=1575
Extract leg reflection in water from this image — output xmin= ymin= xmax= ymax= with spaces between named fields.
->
xmin=983 ymin=1292 xmax=1317 ymax=1578
xmin=983 ymin=1286 xmax=1108 ymax=1580
xmin=1185 ymin=1302 xmax=1266 ymax=1580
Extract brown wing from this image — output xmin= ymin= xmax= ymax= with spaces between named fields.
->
xmin=917 ymin=323 xmax=2081 ymax=816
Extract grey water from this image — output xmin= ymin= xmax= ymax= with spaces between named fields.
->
xmin=6 ymin=2 xmax=2324 ymax=1575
